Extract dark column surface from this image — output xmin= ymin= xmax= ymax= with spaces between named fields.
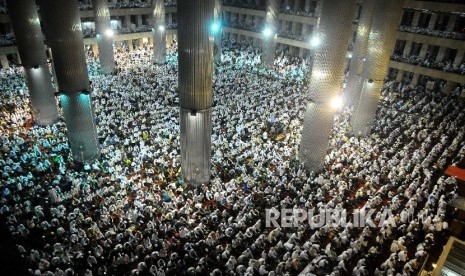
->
xmin=39 ymin=0 xmax=100 ymax=163
xmin=351 ymin=0 xmax=404 ymax=136
xmin=299 ymin=0 xmax=357 ymax=172
xmin=152 ymin=0 xmax=167 ymax=64
xmin=345 ymin=0 xmax=376 ymax=107
xmin=262 ymin=0 xmax=278 ymax=69
xmin=178 ymin=0 xmax=214 ymax=186
xmin=92 ymin=0 xmax=115 ymax=74
xmin=6 ymin=0 xmax=59 ymax=125
xmin=213 ymin=0 xmax=223 ymax=62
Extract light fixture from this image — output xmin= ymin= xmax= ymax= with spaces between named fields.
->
xmin=367 ymin=79 xmax=374 ymax=83
xmin=33 ymin=65 xmax=39 ymax=69
xmin=347 ymin=52 xmax=353 ymax=59
xmin=158 ymin=25 xmax=165 ymax=32
xmin=190 ymin=110 xmax=197 ymax=117
xmin=80 ymin=90 xmax=91 ymax=95
xmin=262 ymin=28 xmax=273 ymax=38
xmin=105 ymin=29 xmax=114 ymax=37
xmin=211 ymin=22 xmax=220 ymax=33
xmin=310 ymin=36 xmax=321 ymax=47
xmin=330 ymin=96 xmax=344 ymax=110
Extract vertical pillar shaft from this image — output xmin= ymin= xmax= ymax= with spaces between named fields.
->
xmin=403 ymin=40 xmax=412 ymax=56
xmin=435 ymin=47 xmax=446 ymax=63
xmin=345 ymin=0 xmax=376 ymax=106
xmin=443 ymin=81 xmax=456 ymax=94
xmin=411 ymin=73 xmax=419 ymax=85
xmin=0 ymin=54 xmax=8 ymax=69
xmin=304 ymin=0 xmax=311 ymax=11
xmin=396 ymin=70 xmax=404 ymax=82
xmin=299 ymin=0 xmax=357 ymax=172
xmin=419 ymin=43 xmax=428 ymax=58
xmin=454 ymin=49 xmax=464 ymax=65
xmin=124 ymin=14 xmax=132 ymax=29
xmin=178 ymin=0 xmax=214 ymax=186
xmin=291 ymin=21 xmax=298 ymax=34
xmin=152 ymin=0 xmax=167 ymax=64
xmin=428 ymin=13 xmax=438 ymax=29
xmin=411 ymin=11 xmax=420 ymax=27
xmin=213 ymin=0 xmax=223 ymax=62
xmin=39 ymin=0 xmax=100 ymax=163
xmin=262 ymin=0 xmax=278 ymax=69
xmin=446 ymin=14 xmax=456 ymax=32
xmin=351 ymin=0 xmax=404 ymax=136
xmin=93 ymin=0 xmax=115 ymax=74
xmin=6 ymin=0 xmax=59 ymax=125
xmin=136 ymin=14 xmax=143 ymax=27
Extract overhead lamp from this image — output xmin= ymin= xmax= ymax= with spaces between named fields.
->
xmin=105 ymin=29 xmax=114 ymax=37
xmin=211 ymin=22 xmax=221 ymax=33
xmin=330 ymin=95 xmax=344 ymax=110
xmin=310 ymin=36 xmax=321 ymax=47
xmin=158 ymin=25 xmax=165 ymax=32
xmin=262 ymin=27 xmax=273 ymax=38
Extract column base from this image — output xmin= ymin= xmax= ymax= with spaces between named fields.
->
xmin=351 ymin=79 xmax=383 ymax=136
xmin=180 ymin=107 xmax=212 ymax=186
xmin=298 ymin=102 xmax=335 ymax=173
xmin=59 ymin=92 xmax=100 ymax=163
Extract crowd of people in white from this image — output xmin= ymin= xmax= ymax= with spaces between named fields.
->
xmin=398 ymin=25 xmax=465 ymax=41
xmin=0 ymin=37 xmax=464 ymax=276
xmin=390 ymin=53 xmax=465 ymax=75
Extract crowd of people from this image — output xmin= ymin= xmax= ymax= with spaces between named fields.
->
xmin=0 ymin=32 xmax=14 ymax=47
xmin=77 ymin=0 xmax=152 ymax=11
xmin=398 ymin=25 xmax=465 ymax=41
xmin=0 ymin=36 xmax=464 ymax=276
xmin=391 ymin=53 xmax=465 ymax=75
xmin=222 ymin=0 xmax=266 ymax=11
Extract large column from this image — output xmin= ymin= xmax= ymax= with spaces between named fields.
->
xmin=93 ymin=0 xmax=115 ymax=74
xmin=344 ymin=0 xmax=376 ymax=107
xmin=0 ymin=54 xmax=8 ymax=69
xmin=262 ymin=0 xmax=279 ymax=69
xmin=213 ymin=0 xmax=223 ymax=62
xmin=299 ymin=0 xmax=357 ymax=172
xmin=178 ymin=0 xmax=214 ymax=186
xmin=351 ymin=0 xmax=404 ymax=136
xmin=39 ymin=0 xmax=100 ymax=163
xmin=6 ymin=0 xmax=59 ymax=125
xmin=152 ymin=0 xmax=167 ymax=64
